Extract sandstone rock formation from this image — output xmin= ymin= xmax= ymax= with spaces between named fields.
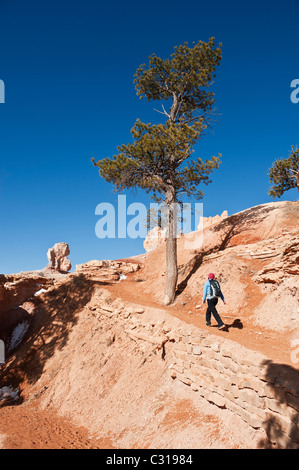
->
xmin=74 ymin=259 xmax=141 ymax=282
xmin=198 ymin=210 xmax=228 ymax=230
xmin=0 ymin=270 xmax=61 ymax=350
xmin=46 ymin=242 xmax=71 ymax=272
xmin=143 ymin=211 xmax=229 ymax=253
xmin=0 ymin=273 xmax=51 ymax=316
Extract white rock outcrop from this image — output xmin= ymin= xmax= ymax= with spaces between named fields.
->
xmin=198 ymin=210 xmax=228 ymax=230
xmin=143 ymin=226 xmax=167 ymax=252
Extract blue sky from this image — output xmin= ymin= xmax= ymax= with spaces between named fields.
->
xmin=0 ymin=0 xmax=298 ymax=274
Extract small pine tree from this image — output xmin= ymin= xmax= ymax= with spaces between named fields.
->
xmin=268 ymin=146 xmax=299 ymax=198
xmin=92 ymin=39 xmax=222 ymax=305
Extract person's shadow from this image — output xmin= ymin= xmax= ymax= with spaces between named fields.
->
xmin=211 ymin=319 xmax=243 ymax=332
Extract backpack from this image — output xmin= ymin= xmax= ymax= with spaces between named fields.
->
xmin=209 ymin=279 xmax=221 ymax=298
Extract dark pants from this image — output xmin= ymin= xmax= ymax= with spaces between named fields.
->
xmin=206 ymin=298 xmax=224 ymax=327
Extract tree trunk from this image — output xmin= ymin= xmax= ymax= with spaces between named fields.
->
xmin=163 ymin=93 xmax=180 ymax=305
xmin=296 ymin=170 xmax=299 ymax=193
xmin=163 ymin=188 xmax=178 ymax=305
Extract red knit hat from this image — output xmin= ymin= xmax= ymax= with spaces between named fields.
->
xmin=208 ymin=273 xmax=215 ymax=279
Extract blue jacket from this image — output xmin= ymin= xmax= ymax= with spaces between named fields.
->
xmin=203 ymin=280 xmax=225 ymax=302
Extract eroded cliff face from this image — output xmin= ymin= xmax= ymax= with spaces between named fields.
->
xmin=0 ymin=273 xmax=49 ymax=315
xmin=0 ymin=269 xmax=68 ymax=350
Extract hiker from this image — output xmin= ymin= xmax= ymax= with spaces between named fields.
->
xmin=203 ymin=273 xmax=226 ymax=330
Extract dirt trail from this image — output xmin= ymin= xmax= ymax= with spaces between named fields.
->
xmin=105 ymin=275 xmax=295 ymax=367
xmin=0 ymin=402 xmax=113 ymax=449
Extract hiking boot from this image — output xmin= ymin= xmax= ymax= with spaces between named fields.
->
xmin=218 ymin=324 xmax=226 ymax=330
xmin=206 ymin=322 xmax=211 ymax=327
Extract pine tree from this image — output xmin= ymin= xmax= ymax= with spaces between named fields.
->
xmin=92 ymin=39 xmax=222 ymax=305
xmin=268 ymin=146 xmax=299 ymax=198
